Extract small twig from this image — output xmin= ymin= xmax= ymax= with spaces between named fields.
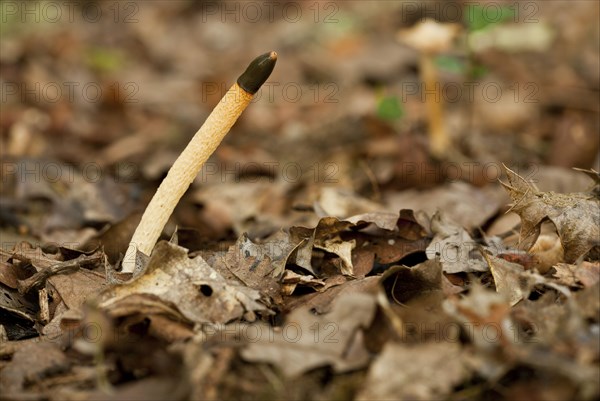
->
xmin=17 ymin=253 xmax=103 ymax=294
xmin=38 ymin=288 xmax=50 ymax=324
xmin=390 ymin=272 xmax=408 ymax=308
xmin=0 ymin=248 xmax=38 ymax=264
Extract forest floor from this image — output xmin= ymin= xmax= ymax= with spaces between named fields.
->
xmin=1 ymin=1 xmax=599 ymax=400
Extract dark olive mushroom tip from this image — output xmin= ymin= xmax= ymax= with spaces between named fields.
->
xmin=237 ymin=51 xmax=278 ymax=95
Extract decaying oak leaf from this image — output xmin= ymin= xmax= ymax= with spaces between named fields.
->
xmin=481 ymin=252 xmax=535 ymax=306
xmin=315 ymin=187 xmax=383 ymax=219
xmin=357 ymin=342 xmax=470 ymax=401
xmin=3 ymin=160 xmax=133 ymax=233
xmin=573 ymin=167 xmax=600 ymax=195
xmin=304 ymin=217 xmax=356 ymax=274
xmin=528 ymin=232 xmax=564 ymax=273
xmin=552 ymin=263 xmax=581 ymax=287
xmin=483 ymin=252 xmax=571 ymax=306
xmin=346 ymin=211 xmax=403 ymax=231
xmin=380 ymin=260 xmax=461 ymax=344
xmin=426 ymin=212 xmax=488 ymax=273
xmin=280 ymin=270 xmax=326 ymax=295
xmin=282 ymin=276 xmax=380 ymax=314
xmin=209 ymin=231 xmax=302 ymax=304
xmin=384 ymin=182 xmax=505 ymax=229
xmin=99 ymin=241 xmax=267 ymax=324
xmin=500 ymin=165 xmax=600 ymax=263
xmin=345 ymin=209 xmax=429 ymax=237
xmin=573 ymin=282 xmax=600 ymax=322
xmin=553 ymin=262 xmax=600 ymax=288
xmin=290 ymin=217 xmax=356 ymax=276
xmin=2 ymin=243 xmax=107 ymax=341
xmin=346 ymin=209 xmax=430 ymax=277
xmin=0 ymin=341 xmax=69 ymax=396
xmin=290 ymin=212 xmax=429 ymax=278
xmin=8 ymin=241 xmax=63 ymax=271
xmin=314 ymin=237 xmax=355 ymax=276
xmin=223 ymin=230 xmax=302 ymax=278
xmin=443 ymin=284 xmax=516 ymax=350
xmin=191 ymin=181 xmax=290 ymax=236
xmin=0 ymin=285 xmax=37 ymax=340
xmin=46 ymin=267 xmax=106 ymax=310
xmin=240 ymin=293 xmax=376 ymax=377
xmin=382 ymin=259 xmax=442 ymax=304
xmin=347 ymin=229 xmax=429 ymax=274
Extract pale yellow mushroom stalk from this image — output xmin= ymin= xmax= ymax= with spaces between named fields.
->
xmin=397 ymin=19 xmax=460 ymax=159
xmin=122 ymin=52 xmax=277 ymax=273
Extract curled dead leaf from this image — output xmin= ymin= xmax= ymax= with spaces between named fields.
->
xmin=500 ymin=165 xmax=600 ymax=263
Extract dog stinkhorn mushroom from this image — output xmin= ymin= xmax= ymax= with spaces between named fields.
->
xmin=397 ymin=19 xmax=460 ymax=159
xmin=122 ymin=51 xmax=277 ymax=273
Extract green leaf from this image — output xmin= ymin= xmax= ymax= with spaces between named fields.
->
xmin=85 ymin=48 xmax=125 ymax=73
xmin=469 ymin=64 xmax=489 ymax=79
xmin=376 ymin=96 xmax=404 ymax=121
xmin=435 ymin=55 xmax=466 ymax=74
xmin=465 ymin=4 xmax=516 ymax=32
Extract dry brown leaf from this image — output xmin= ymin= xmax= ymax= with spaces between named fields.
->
xmin=426 ymin=212 xmax=488 ymax=273
xmin=553 ymin=263 xmax=581 ymax=287
xmin=87 ymin=377 xmax=186 ymax=401
xmin=573 ymin=282 xmax=600 ymax=322
xmin=484 ymin=251 xmax=571 ymax=306
xmin=483 ymin=253 xmax=535 ymax=306
xmin=529 ymin=233 xmax=564 ymax=273
xmin=0 ymin=341 xmax=69 ymax=396
xmin=99 ymin=241 xmax=267 ymax=324
xmin=47 ymin=268 xmax=106 ymax=310
xmin=357 ymin=342 xmax=470 ymax=401
xmin=209 ymin=231 xmax=302 ymax=302
xmin=2 ymin=161 xmax=134 ymax=233
xmin=290 ymin=212 xmax=429 ymax=278
xmin=281 ymin=270 xmax=326 ymax=295
xmin=289 ymin=226 xmax=319 ymax=275
xmin=396 ymin=209 xmax=430 ymax=240
xmin=240 ymin=293 xmax=376 ymax=377
xmin=575 ymin=262 xmax=600 ymax=288
xmin=290 ymin=217 xmax=355 ymax=275
xmin=382 ymin=259 xmax=442 ymax=304
xmin=443 ymin=284 xmax=516 ymax=350
xmin=283 ymin=276 xmax=380 ymax=314
xmin=0 ymin=261 xmax=21 ymax=289
xmin=0 ymin=285 xmax=37 ymax=330
xmin=554 ymin=262 xmax=600 ymax=288
xmin=345 ymin=211 xmax=402 ymax=231
xmin=512 ymin=293 xmax=599 ymax=397
xmin=191 ymin=181 xmax=289 ymax=236
xmin=314 ymin=237 xmax=355 ymax=276
xmin=8 ymin=241 xmax=63 ymax=271
xmin=384 ymin=182 xmax=505 ymax=229
xmin=352 ymin=250 xmax=376 ymax=278
xmin=345 ymin=208 xmax=429 ymax=236
xmin=315 ymin=187 xmax=383 ymax=218
xmin=500 ymin=165 xmax=600 ymax=262
xmin=350 ymin=230 xmax=429 ymax=268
